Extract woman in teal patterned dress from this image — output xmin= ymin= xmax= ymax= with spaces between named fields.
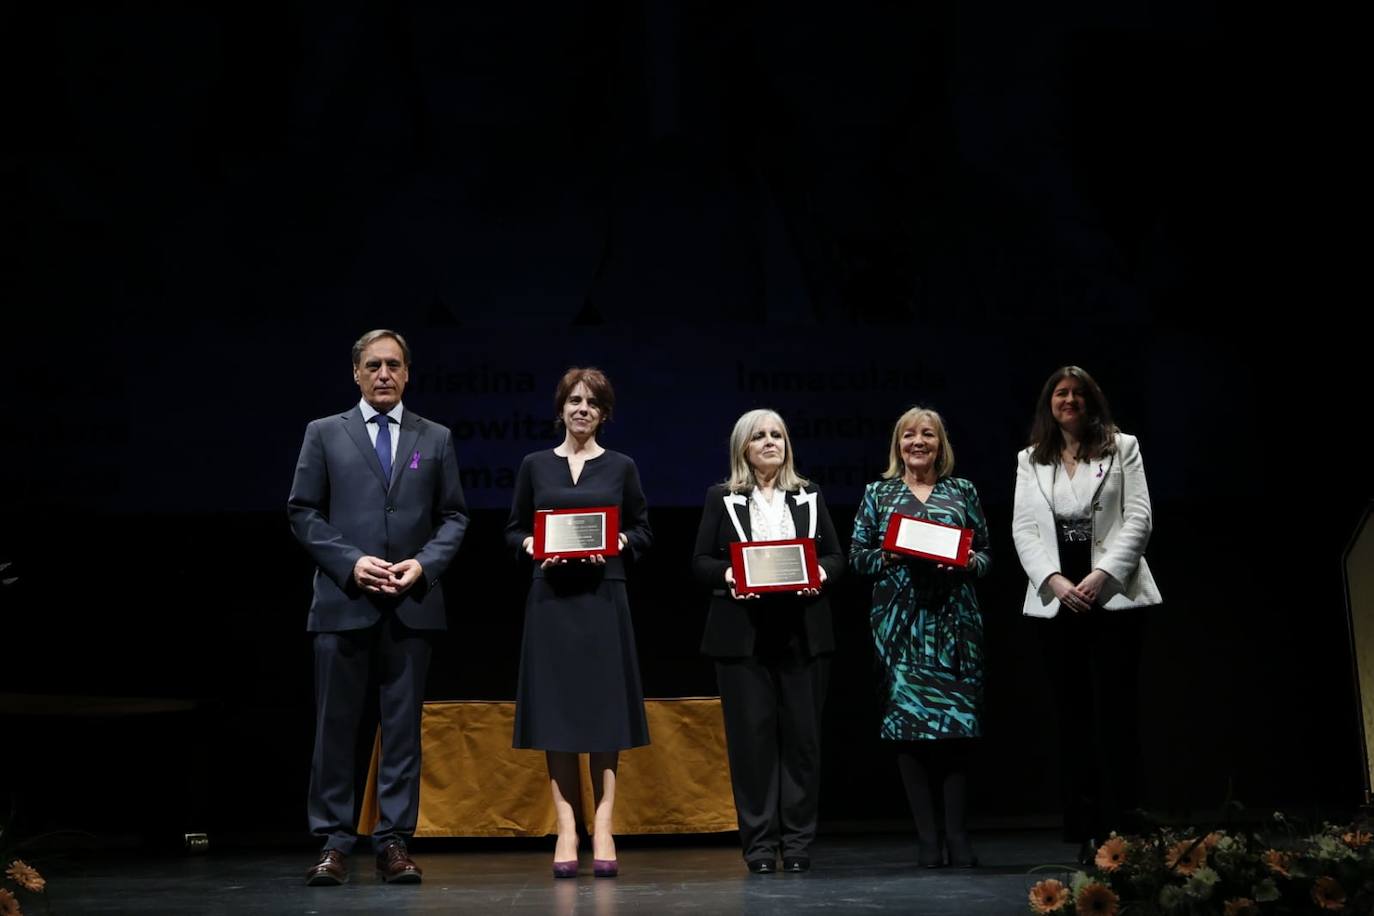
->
xmin=850 ymin=406 xmax=990 ymax=869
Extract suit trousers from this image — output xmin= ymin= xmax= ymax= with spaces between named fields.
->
xmin=309 ymin=614 xmax=433 ymax=853
xmin=1035 ymin=538 xmax=1145 ymax=841
xmin=715 ymin=653 xmax=830 ymax=860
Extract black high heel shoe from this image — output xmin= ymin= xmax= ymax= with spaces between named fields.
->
xmin=946 ymin=833 xmax=979 ymax=869
xmin=917 ymin=838 xmax=943 ymax=868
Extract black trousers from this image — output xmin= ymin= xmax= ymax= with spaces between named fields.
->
xmin=308 ymin=615 xmax=433 ymax=853
xmin=714 ymin=653 xmax=830 ymax=860
xmin=1035 ymin=539 xmax=1145 ymax=842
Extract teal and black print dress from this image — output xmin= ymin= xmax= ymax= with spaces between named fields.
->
xmin=849 ymin=477 xmax=991 ymax=741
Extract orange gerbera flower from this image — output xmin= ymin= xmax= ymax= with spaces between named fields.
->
xmin=1075 ymin=881 xmax=1120 ymax=916
xmin=1203 ymin=831 xmax=1224 ymax=849
xmin=1312 ymin=876 xmax=1346 ymax=910
xmin=1262 ymin=849 xmax=1292 ymax=877
xmin=1094 ymin=836 xmax=1128 ymax=872
xmin=0 ymin=887 xmax=19 ymax=916
xmin=1028 ymin=878 xmax=1070 ymax=913
xmin=1222 ymin=899 xmax=1259 ymax=916
xmin=1341 ymin=830 xmax=1372 ymax=848
xmin=1165 ymin=839 xmax=1207 ymax=875
xmin=3 ymin=861 xmax=44 ymax=893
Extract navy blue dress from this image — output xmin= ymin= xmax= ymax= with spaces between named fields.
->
xmin=505 ymin=449 xmax=652 ymax=752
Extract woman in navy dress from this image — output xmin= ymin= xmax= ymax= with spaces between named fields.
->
xmin=506 ymin=367 xmax=651 ymax=878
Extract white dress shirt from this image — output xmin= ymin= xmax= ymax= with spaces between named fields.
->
xmin=749 ymin=487 xmax=796 ymax=542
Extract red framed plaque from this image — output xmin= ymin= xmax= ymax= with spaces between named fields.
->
xmin=533 ymin=506 xmax=621 ymax=560
xmin=882 ymin=513 xmax=973 ymax=567
xmin=729 ymin=538 xmax=821 ymax=595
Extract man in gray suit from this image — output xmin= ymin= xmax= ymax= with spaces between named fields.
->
xmin=288 ymin=329 xmax=468 ymax=886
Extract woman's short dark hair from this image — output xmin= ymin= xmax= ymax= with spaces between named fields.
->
xmin=1028 ymin=365 xmax=1119 ymax=464
xmin=553 ymin=367 xmax=615 ymax=427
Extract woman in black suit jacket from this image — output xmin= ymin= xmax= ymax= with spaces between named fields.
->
xmin=692 ymin=409 xmax=844 ymax=874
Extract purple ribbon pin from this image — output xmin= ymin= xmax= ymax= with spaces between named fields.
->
xmin=1095 ymin=462 xmax=1105 ymax=478
xmin=409 ymin=450 xmax=421 ymax=470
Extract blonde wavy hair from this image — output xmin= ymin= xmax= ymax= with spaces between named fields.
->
xmin=882 ymin=406 xmax=955 ymax=480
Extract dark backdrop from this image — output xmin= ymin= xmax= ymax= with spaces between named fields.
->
xmin=2 ymin=2 xmax=1365 ymax=845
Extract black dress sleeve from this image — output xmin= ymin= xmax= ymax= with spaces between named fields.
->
xmin=504 ymin=453 xmax=535 ymax=556
xmin=619 ymin=456 xmax=653 ymax=559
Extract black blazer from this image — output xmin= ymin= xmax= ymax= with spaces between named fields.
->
xmin=691 ymin=483 xmax=845 ymax=658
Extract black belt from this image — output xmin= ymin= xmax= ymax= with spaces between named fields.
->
xmin=1055 ymin=518 xmax=1093 ymax=544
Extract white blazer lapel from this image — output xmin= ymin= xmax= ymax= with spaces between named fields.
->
xmin=724 ymin=493 xmax=749 ymax=541
xmin=1088 ymin=451 xmax=1116 ymax=511
xmin=792 ymin=489 xmax=818 ymax=538
xmin=1033 ymin=458 xmax=1056 ymax=512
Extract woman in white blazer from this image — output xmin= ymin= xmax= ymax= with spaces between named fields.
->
xmin=1011 ymin=366 xmax=1160 ymax=860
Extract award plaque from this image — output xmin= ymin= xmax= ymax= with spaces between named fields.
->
xmin=533 ymin=506 xmax=621 ymax=560
xmin=881 ymin=513 xmax=973 ymax=567
xmin=729 ymin=538 xmax=821 ymax=595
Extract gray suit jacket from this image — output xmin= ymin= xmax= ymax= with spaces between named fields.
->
xmin=288 ymin=405 xmax=468 ymax=632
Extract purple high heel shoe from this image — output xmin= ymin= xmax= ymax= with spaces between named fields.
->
xmin=553 ymin=833 xmax=579 ymax=878
xmin=592 ymin=832 xmax=618 ymax=876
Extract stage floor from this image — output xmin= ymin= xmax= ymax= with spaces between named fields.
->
xmin=36 ymin=831 xmax=1081 ymax=914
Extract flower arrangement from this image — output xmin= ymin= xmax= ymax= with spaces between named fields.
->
xmin=1 ymin=858 xmax=46 ymax=916
xmin=1027 ymin=815 xmax=1374 ymax=914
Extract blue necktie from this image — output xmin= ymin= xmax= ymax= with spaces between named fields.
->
xmin=373 ymin=414 xmax=393 ymax=483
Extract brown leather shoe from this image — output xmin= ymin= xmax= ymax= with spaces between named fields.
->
xmin=305 ymin=849 xmax=347 ymax=886
xmin=376 ymin=841 xmax=423 ymax=884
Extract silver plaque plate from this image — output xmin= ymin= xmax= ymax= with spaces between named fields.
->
xmin=543 ymin=512 xmax=607 ymax=553
xmin=742 ymin=544 xmax=809 ymax=588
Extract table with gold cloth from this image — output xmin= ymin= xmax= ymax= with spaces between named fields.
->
xmin=360 ymin=697 xmax=737 ymax=837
